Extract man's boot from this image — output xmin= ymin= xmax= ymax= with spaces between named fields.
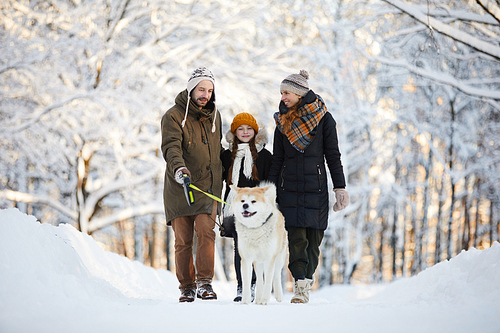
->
xmin=179 ymin=285 xmax=196 ymax=303
xmin=197 ymin=284 xmax=217 ymax=300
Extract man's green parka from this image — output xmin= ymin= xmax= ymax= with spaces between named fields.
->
xmin=161 ymin=89 xmax=223 ymax=224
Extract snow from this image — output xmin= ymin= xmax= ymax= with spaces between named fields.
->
xmin=1 ymin=208 xmax=499 ymax=333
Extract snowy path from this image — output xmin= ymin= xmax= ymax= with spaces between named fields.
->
xmin=1 ymin=208 xmax=499 ymax=333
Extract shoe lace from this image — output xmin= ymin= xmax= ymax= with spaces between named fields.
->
xmin=183 ymin=289 xmax=195 ymax=297
xmin=294 ymin=281 xmax=310 ymax=296
xmin=201 ymin=284 xmax=214 ymax=293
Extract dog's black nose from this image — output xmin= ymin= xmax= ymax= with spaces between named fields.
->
xmin=243 ymin=203 xmax=249 ymax=210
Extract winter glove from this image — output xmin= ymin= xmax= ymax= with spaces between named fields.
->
xmin=175 ymin=167 xmax=191 ymax=185
xmin=333 ymin=188 xmax=350 ymax=212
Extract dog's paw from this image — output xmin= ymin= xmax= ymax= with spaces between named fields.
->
xmin=256 ymin=297 xmax=269 ymax=305
xmin=241 ymin=296 xmax=251 ymax=304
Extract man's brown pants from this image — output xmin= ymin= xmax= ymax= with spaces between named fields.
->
xmin=171 ymin=202 xmax=217 ymax=290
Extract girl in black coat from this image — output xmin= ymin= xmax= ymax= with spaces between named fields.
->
xmin=268 ymin=70 xmax=350 ymax=304
xmin=221 ymin=112 xmax=273 ymax=302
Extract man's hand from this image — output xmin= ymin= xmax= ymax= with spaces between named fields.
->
xmin=175 ymin=167 xmax=191 ymax=184
xmin=333 ymin=188 xmax=350 ymax=212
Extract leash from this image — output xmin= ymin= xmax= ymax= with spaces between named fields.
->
xmin=189 ymin=183 xmax=231 ymax=206
xmin=182 ymin=174 xmax=231 ymax=206
xmin=181 ymin=174 xmax=228 ymax=233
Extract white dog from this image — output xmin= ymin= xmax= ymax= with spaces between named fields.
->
xmin=230 ymin=182 xmax=287 ymax=305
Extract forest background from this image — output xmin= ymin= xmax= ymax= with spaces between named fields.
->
xmin=1 ymin=0 xmax=499 ymax=287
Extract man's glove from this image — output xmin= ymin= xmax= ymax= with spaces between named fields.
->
xmin=175 ymin=167 xmax=191 ymax=184
xmin=333 ymin=188 xmax=350 ymax=212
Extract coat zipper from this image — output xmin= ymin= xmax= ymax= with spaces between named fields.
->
xmin=280 ymin=165 xmax=286 ymax=188
xmin=317 ymin=164 xmax=322 ymax=192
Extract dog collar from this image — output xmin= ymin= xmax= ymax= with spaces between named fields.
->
xmin=261 ymin=213 xmax=273 ymax=226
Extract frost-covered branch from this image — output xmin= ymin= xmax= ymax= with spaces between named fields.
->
xmin=372 ymin=55 xmax=500 ymax=101
xmin=425 ymin=6 xmax=499 ymax=25
xmin=476 ymin=0 xmax=500 ymax=25
xmin=383 ymin=0 xmax=500 ymax=60
xmin=1 ymin=93 xmax=92 ymax=133
xmin=82 ymin=167 xmax=161 ymax=220
xmin=105 ymin=0 xmax=131 ymax=41
xmin=87 ymin=203 xmax=164 ymax=232
xmin=0 ymin=190 xmax=78 ymax=220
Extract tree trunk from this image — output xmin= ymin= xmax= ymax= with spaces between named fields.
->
xmin=118 ymin=220 xmax=129 ymax=258
xmin=472 ymin=179 xmax=481 ymax=248
xmin=76 ymin=143 xmax=93 ymax=234
xmin=345 ymin=202 xmax=365 ymax=283
xmin=447 ymin=182 xmax=456 ymax=259
xmin=446 ymin=100 xmax=456 ymax=260
xmin=17 ymin=157 xmax=28 ymax=214
xmin=419 ymin=147 xmax=433 ymax=272
xmin=378 ymin=217 xmax=385 ymax=282
xmin=435 ymin=172 xmax=445 ymax=265
xmin=391 ymin=208 xmax=398 ymax=280
xmin=150 ymin=220 xmax=159 ymax=268
xmin=489 ymin=195 xmax=497 ymax=247
xmin=461 ymin=192 xmax=471 ymax=251
xmin=320 ymin=233 xmax=334 ymax=287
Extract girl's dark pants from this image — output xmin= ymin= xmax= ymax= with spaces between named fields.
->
xmin=234 ymin=233 xmax=256 ymax=287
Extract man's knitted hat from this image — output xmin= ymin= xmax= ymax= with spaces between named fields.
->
xmin=231 ymin=112 xmax=259 ymax=134
xmin=187 ymin=66 xmax=215 ymax=94
xmin=182 ymin=66 xmax=217 ymax=132
xmin=280 ymin=70 xmax=310 ymax=97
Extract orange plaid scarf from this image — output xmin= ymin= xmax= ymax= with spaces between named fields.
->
xmin=274 ymin=94 xmax=327 ymax=153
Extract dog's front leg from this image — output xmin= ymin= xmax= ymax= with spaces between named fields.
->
xmin=241 ymin=258 xmax=253 ymax=304
xmin=254 ymin=262 xmax=264 ymax=304
xmin=273 ymin=251 xmax=286 ymax=302
xmin=257 ymin=259 xmax=275 ymax=305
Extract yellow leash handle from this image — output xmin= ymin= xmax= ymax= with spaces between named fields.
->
xmin=188 ymin=184 xmax=231 ymax=206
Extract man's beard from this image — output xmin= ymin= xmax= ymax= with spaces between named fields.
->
xmin=193 ymin=98 xmax=209 ymax=108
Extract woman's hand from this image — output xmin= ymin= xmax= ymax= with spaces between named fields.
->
xmin=333 ymin=188 xmax=350 ymax=212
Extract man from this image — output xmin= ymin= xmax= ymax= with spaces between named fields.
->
xmin=161 ymin=67 xmax=223 ymax=302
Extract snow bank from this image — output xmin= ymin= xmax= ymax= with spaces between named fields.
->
xmin=0 ymin=208 xmax=178 ymax=302
xmin=1 ymin=208 xmax=499 ymax=333
xmin=368 ymin=243 xmax=500 ymax=305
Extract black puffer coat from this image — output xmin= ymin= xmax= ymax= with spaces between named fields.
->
xmin=268 ymin=92 xmax=346 ymax=230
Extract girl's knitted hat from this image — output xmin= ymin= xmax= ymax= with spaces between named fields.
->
xmin=230 ymin=112 xmax=259 ymax=133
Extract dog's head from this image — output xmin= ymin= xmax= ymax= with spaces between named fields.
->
xmin=230 ymin=182 xmax=277 ymax=228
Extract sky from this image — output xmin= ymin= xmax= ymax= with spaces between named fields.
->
xmin=0 ymin=207 xmax=499 ymax=333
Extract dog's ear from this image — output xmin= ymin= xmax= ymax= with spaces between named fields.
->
xmin=262 ymin=183 xmax=277 ymax=201
xmin=229 ymin=184 xmax=239 ymax=192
